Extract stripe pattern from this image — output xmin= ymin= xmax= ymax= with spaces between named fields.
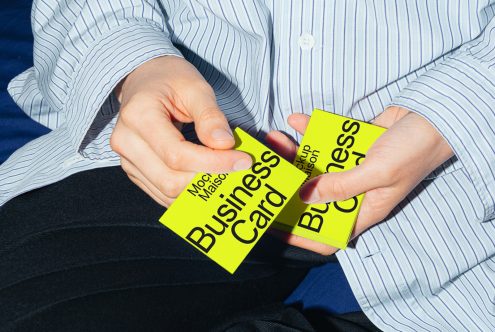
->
xmin=2 ymin=1 xmax=495 ymax=330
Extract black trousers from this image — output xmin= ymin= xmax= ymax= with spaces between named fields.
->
xmin=0 ymin=167 xmax=379 ymax=331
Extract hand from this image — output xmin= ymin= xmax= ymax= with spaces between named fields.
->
xmin=267 ymin=107 xmax=454 ymax=255
xmin=110 ymin=56 xmax=252 ymax=207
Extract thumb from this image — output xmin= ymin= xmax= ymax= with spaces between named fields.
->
xmin=188 ymin=86 xmax=235 ymax=150
xmin=299 ymin=163 xmax=383 ymax=204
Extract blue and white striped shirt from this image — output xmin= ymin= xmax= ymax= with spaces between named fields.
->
xmin=1 ymin=1 xmax=495 ymax=330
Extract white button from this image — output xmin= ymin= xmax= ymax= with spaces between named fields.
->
xmin=298 ymin=33 xmax=315 ymax=50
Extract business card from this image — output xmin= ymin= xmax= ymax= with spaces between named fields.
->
xmin=160 ymin=128 xmax=307 ymax=273
xmin=273 ymin=109 xmax=386 ymax=249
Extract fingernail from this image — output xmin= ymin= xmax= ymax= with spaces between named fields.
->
xmin=300 ymin=183 xmax=320 ymax=204
xmin=211 ymin=128 xmax=234 ymax=141
xmin=233 ymin=158 xmax=252 ymax=171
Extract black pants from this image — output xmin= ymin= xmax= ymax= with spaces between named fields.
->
xmin=0 ymin=167 xmax=378 ymax=331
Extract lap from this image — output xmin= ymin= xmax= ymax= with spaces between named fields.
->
xmin=0 ymin=167 xmax=325 ymax=331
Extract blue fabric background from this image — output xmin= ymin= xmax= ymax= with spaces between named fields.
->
xmin=285 ymin=257 xmax=361 ymax=314
xmin=0 ymin=0 xmax=360 ymax=315
xmin=0 ymin=0 xmax=50 ymax=164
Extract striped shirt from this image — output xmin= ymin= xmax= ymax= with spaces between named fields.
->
xmin=2 ymin=1 xmax=495 ymax=330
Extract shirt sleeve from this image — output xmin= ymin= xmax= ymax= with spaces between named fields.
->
xmin=389 ymin=13 xmax=495 ymax=222
xmin=14 ymin=0 xmax=182 ymax=158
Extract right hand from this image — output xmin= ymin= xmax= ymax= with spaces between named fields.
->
xmin=110 ymin=56 xmax=252 ymax=207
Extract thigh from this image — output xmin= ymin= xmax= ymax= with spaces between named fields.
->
xmin=215 ymin=303 xmax=381 ymax=332
xmin=0 ymin=167 xmax=316 ymax=331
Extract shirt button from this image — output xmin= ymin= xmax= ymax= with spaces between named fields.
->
xmin=298 ymin=33 xmax=315 ymax=50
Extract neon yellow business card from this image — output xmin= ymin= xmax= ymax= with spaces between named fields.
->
xmin=273 ymin=109 xmax=386 ymax=249
xmin=160 ymin=128 xmax=307 ymax=273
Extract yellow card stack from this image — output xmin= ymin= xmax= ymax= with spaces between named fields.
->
xmin=273 ymin=109 xmax=386 ymax=248
xmin=160 ymin=128 xmax=307 ymax=273
xmin=160 ymin=110 xmax=386 ymax=273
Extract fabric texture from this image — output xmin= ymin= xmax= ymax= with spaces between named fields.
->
xmin=216 ymin=303 xmax=380 ymax=332
xmin=1 ymin=1 xmax=495 ymax=331
xmin=285 ymin=261 xmax=361 ymax=315
xmin=0 ymin=166 xmax=305 ymax=330
xmin=0 ymin=0 xmax=364 ymax=324
xmin=0 ymin=166 xmax=374 ymax=331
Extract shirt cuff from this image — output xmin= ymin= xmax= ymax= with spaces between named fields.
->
xmin=62 ymin=22 xmax=182 ymax=156
xmin=389 ymin=53 xmax=495 ymax=221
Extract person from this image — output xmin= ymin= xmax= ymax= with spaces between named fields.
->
xmin=1 ymin=0 xmax=494 ymax=331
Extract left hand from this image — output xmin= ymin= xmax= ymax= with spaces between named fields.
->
xmin=266 ymin=106 xmax=454 ymax=255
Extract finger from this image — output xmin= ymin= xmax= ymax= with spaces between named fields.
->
xmin=121 ymin=156 xmax=178 ymax=203
xmin=268 ymin=228 xmax=338 ymax=256
xmin=120 ymin=107 xmax=252 ymax=173
xmin=299 ymin=163 xmax=386 ymax=204
xmin=287 ymin=113 xmax=310 ymax=135
xmin=114 ymin=131 xmax=197 ymax=198
xmin=265 ymin=130 xmax=298 ymax=161
xmin=129 ymin=174 xmax=176 ymax=207
xmin=127 ymin=173 xmax=168 ymax=207
xmin=183 ymin=84 xmax=237 ymax=150
xmin=124 ymin=160 xmax=178 ymax=207
xmin=121 ymin=157 xmax=169 ymax=206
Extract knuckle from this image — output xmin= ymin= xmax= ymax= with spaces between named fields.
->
xmin=160 ymin=180 xmax=182 ymax=197
xmin=163 ymin=150 xmax=182 ymax=169
xmin=120 ymin=160 xmax=131 ymax=174
xmin=329 ymin=178 xmax=349 ymax=200
xmin=118 ymin=104 xmax=138 ymax=126
xmin=110 ymin=131 xmax=124 ymax=154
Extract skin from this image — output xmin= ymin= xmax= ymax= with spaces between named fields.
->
xmin=111 ymin=55 xmax=454 ymax=255
xmin=267 ymin=108 xmax=454 ymax=255
xmin=111 ymin=56 xmax=253 ymax=207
